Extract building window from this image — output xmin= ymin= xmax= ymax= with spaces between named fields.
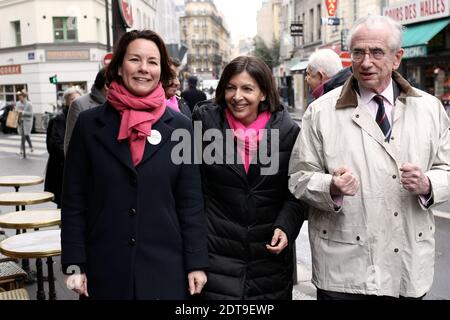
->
xmin=0 ymin=84 xmax=27 ymax=104
xmin=12 ymin=21 xmax=21 ymax=46
xmin=137 ymin=9 xmax=141 ymax=28
xmin=53 ymin=17 xmax=78 ymax=42
xmin=309 ymin=9 xmax=314 ymax=42
xmin=301 ymin=13 xmax=305 ymax=45
xmin=317 ymin=4 xmax=321 ymax=41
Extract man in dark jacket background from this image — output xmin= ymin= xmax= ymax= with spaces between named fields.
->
xmin=181 ymin=76 xmax=207 ymax=112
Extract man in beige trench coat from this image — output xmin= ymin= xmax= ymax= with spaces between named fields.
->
xmin=288 ymin=14 xmax=450 ymax=300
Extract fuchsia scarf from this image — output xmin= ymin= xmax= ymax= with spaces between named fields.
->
xmin=107 ymin=81 xmax=166 ymax=166
xmin=166 ymin=96 xmax=180 ymax=112
xmin=225 ymin=109 xmax=271 ymax=174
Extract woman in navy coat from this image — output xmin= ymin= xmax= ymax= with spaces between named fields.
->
xmin=61 ymin=30 xmax=208 ymax=300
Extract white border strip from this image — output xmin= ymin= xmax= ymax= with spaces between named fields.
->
xmin=434 ymin=210 xmax=450 ymax=220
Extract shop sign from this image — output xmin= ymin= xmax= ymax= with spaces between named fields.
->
xmin=383 ymin=0 xmax=450 ymax=25
xmin=0 ymin=64 xmax=21 ymax=75
xmin=46 ymin=50 xmax=90 ymax=61
xmin=403 ymin=45 xmax=428 ymax=58
xmin=321 ymin=17 xmax=341 ymax=25
xmin=325 ymin=0 xmax=338 ymax=17
xmin=290 ymin=23 xmax=304 ymax=36
xmin=341 ymin=29 xmax=349 ymax=51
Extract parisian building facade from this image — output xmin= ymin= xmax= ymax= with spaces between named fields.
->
xmin=275 ymin=0 xmax=449 ymax=111
xmin=0 ymin=0 xmax=178 ymax=130
xmin=180 ymin=0 xmax=231 ymax=81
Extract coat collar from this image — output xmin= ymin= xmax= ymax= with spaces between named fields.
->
xmin=335 ymin=70 xmax=421 ymax=109
xmin=93 ymin=104 xmax=175 ymax=174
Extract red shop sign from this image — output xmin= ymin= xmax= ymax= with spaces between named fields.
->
xmin=325 ymin=0 xmax=338 ymax=17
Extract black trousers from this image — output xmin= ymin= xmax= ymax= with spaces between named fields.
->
xmin=317 ymin=288 xmax=425 ymax=300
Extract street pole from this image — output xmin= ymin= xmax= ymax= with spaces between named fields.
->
xmin=112 ymin=0 xmax=126 ymax=49
xmin=105 ymin=0 xmax=111 ymax=52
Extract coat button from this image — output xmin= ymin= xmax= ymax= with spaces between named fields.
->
xmin=394 ymin=248 xmax=399 ymax=253
xmin=419 ymin=232 xmax=423 ymax=237
xmin=130 ymin=177 xmax=137 ymax=186
xmin=322 ymin=230 xmax=327 ymax=235
xmin=394 ymin=212 xmax=398 ymax=217
xmin=392 ymin=175 xmax=397 ymax=179
xmin=391 ymin=136 xmax=395 ymax=141
xmin=355 ymin=114 xmax=360 ymax=118
xmin=129 ymin=208 xmax=136 ymax=216
xmin=129 ymin=238 xmax=136 ymax=246
xmin=356 ymin=236 xmax=360 ymax=241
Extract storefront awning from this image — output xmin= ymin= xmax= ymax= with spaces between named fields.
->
xmin=290 ymin=60 xmax=308 ymax=72
xmin=403 ymin=18 xmax=450 ymax=48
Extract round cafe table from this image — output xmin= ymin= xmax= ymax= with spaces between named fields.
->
xmin=0 ymin=209 xmax=61 ymax=230
xmin=0 ymin=192 xmax=54 ymax=279
xmin=0 ymin=229 xmax=61 ymax=300
xmin=0 ymin=192 xmax=54 ymax=210
xmin=0 ymin=176 xmax=44 ymax=192
xmin=0 ymin=176 xmax=44 ymax=211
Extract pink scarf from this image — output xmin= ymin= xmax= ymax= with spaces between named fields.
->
xmin=166 ymin=96 xmax=180 ymax=112
xmin=225 ymin=109 xmax=271 ymax=173
xmin=107 ymin=81 xmax=166 ymax=166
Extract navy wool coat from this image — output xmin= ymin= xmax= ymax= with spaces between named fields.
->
xmin=61 ymin=103 xmax=208 ymax=300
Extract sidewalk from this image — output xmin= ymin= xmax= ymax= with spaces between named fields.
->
xmin=293 ymin=222 xmax=316 ymax=300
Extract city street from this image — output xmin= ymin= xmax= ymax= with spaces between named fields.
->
xmin=0 ymin=132 xmax=448 ymax=300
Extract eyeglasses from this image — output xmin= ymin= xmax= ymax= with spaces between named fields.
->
xmin=350 ymin=48 xmax=386 ymax=62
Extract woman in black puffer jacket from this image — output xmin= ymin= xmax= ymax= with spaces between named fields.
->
xmin=192 ymin=56 xmax=308 ymax=300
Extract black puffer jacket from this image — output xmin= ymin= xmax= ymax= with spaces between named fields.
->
xmin=192 ymin=103 xmax=307 ymax=300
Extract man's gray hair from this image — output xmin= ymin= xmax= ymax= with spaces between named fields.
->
xmin=347 ymin=14 xmax=404 ymax=51
xmin=63 ymin=87 xmax=84 ymax=102
xmin=308 ymin=49 xmax=343 ymax=78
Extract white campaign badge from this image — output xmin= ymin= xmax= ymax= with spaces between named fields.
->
xmin=147 ymin=129 xmax=162 ymax=145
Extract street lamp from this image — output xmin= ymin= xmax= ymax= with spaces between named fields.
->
xmin=105 ymin=0 xmax=111 ymax=52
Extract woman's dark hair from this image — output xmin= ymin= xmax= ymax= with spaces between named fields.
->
xmin=106 ymin=30 xmax=173 ymax=88
xmin=162 ymin=57 xmax=181 ymax=93
xmin=215 ymin=56 xmax=281 ymax=113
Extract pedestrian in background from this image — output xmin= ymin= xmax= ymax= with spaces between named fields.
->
xmin=305 ymin=49 xmax=343 ymax=104
xmin=61 ymin=30 xmax=207 ymax=300
xmin=289 ymin=15 xmax=450 ymax=300
xmin=44 ymin=87 xmax=83 ymax=208
xmin=15 ymin=90 xmax=34 ymax=155
xmin=193 ymin=56 xmax=307 ymax=300
xmin=163 ymin=57 xmax=191 ymax=119
xmin=181 ymin=75 xmax=207 ymax=112
xmin=64 ymin=68 xmax=108 ymax=155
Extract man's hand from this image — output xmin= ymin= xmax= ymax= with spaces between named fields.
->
xmin=266 ymin=228 xmax=288 ymax=254
xmin=188 ymin=270 xmax=207 ymax=295
xmin=330 ymin=167 xmax=359 ymax=196
xmin=400 ymin=163 xmax=431 ymax=195
xmin=65 ymin=273 xmax=89 ymax=297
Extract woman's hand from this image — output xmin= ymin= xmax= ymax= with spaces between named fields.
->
xmin=265 ymin=228 xmax=288 ymax=254
xmin=65 ymin=273 xmax=89 ymax=297
xmin=187 ymin=270 xmax=207 ymax=295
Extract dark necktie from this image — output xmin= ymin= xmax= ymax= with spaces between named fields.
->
xmin=373 ymin=95 xmax=391 ymax=141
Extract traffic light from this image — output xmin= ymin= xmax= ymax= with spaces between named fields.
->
xmin=49 ymin=75 xmax=57 ymax=84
